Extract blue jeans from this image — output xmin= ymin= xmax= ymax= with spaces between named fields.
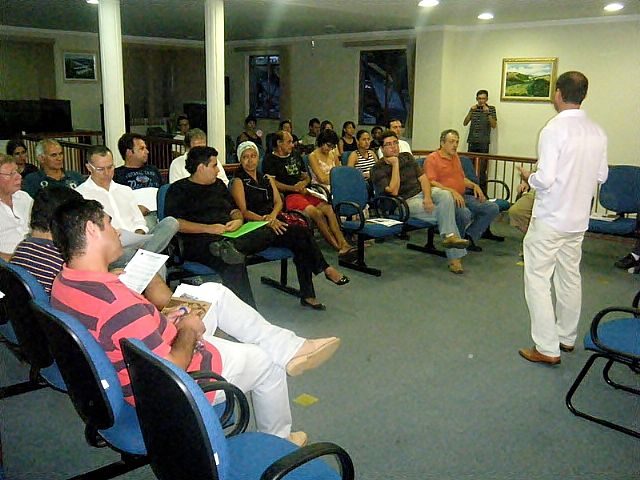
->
xmin=455 ymin=195 xmax=500 ymax=242
xmin=405 ymin=188 xmax=466 ymax=260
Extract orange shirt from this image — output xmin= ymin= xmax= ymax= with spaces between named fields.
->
xmin=425 ymin=151 xmax=466 ymax=195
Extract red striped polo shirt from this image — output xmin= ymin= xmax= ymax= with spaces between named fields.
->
xmin=51 ymin=265 xmax=222 ymax=404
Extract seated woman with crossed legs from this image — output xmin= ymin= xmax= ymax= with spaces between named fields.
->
xmin=231 ymin=141 xmax=349 ymax=310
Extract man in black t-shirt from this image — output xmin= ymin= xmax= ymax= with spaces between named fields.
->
xmin=166 ymin=146 xmax=277 ymax=308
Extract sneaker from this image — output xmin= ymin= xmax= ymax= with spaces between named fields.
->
xmin=614 ymin=253 xmax=640 ymax=270
xmin=209 ymin=240 xmax=245 ymax=264
xmin=448 ymin=259 xmax=464 ymax=274
xmin=442 ymin=235 xmax=469 ymax=249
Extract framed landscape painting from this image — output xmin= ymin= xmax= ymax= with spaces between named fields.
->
xmin=500 ymin=57 xmax=558 ymax=102
xmin=63 ymin=52 xmax=97 ymax=81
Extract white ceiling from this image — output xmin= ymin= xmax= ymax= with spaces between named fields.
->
xmin=1 ymin=0 xmax=637 ymax=42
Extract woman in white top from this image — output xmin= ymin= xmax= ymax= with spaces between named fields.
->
xmin=347 ymin=129 xmax=377 ymax=179
xmin=308 ymin=129 xmax=341 ymax=190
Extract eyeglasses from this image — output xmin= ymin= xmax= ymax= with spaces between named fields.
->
xmin=0 ymin=170 xmax=20 ymax=178
xmin=383 ymin=140 xmax=399 ymax=147
xmin=324 ymin=143 xmax=336 ymax=149
xmin=88 ymin=163 xmax=115 ymax=173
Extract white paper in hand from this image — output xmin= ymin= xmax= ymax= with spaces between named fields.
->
xmin=119 ymin=249 xmax=168 ymax=293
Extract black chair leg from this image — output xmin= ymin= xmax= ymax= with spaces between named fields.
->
xmin=260 ymin=259 xmax=301 ymax=297
xmin=566 ymin=353 xmax=640 ymax=438
xmin=339 ymin=235 xmax=382 ymax=277
xmin=407 ymin=228 xmax=447 ymax=257
xmin=602 ymin=359 xmax=640 ymax=395
xmin=0 ymin=379 xmax=47 ymax=399
xmin=67 ymin=454 xmax=148 ymax=480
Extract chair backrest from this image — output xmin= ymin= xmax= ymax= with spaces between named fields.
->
xmin=121 ymin=338 xmax=228 ymax=480
xmin=156 ymin=184 xmax=170 ymax=221
xmin=330 ymin=166 xmax=369 ymax=213
xmin=0 ymin=260 xmax=54 ymax=370
xmin=31 ymin=299 xmax=122 ymax=431
xmin=598 ymin=165 xmax=640 ymax=214
xmin=459 ymin=156 xmax=480 ymax=184
xmin=340 ymin=151 xmax=351 ymax=166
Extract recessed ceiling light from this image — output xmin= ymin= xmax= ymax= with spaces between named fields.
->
xmin=478 ymin=12 xmax=494 ymax=20
xmin=604 ymin=2 xmax=624 ymax=11
xmin=418 ymin=0 xmax=439 ymax=7
xmin=86 ymin=0 xmax=99 ymax=4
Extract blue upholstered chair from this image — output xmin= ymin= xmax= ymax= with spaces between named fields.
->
xmin=459 ymin=155 xmax=511 ymax=212
xmin=565 ymin=291 xmax=640 ymax=438
xmin=330 ymin=166 xmax=404 ymax=276
xmin=121 ymin=338 xmax=355 ymax=480
xmin=30 ymin=299 xmax=149 ymax=477
xmin=588 ymin=165 xmax=640 ymax=236
xmin=340 ymin=151 xmax=351 ymax=166
xmin=0 ymin=260 xmax=66 ymax=399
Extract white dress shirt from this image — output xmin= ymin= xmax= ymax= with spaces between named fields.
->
xmin=529 ymin=109 xmax=608 ymax=233
xmin=378 ymin=139 xmax=412 ymax=158
xmin=76 ymin=177 xmax=149 ymax=233
xmin=169 ymin=153 xmax=229 ymax=186
xmin=0 ymin=190 xmax=33 ymax=254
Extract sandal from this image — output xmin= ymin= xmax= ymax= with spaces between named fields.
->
xmin=325 ymin=273 xmax=350 ymax=286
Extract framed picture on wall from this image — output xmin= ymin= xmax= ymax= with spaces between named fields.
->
xmin=63 ymin=52 xmax=97 ymax=81
xmin=500 ymin=57 xmax=558 ymax=102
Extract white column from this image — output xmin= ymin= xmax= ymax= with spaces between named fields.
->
xmin=97 ymin=0 xmax=126 ymax=164
xmin=204 ymin=0 xmax=227 ymax=163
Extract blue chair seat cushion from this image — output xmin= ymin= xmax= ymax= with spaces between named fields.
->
xmin=341 ymin=220 xmax=403 ymax=238
xmin=40 ymin=361 xmax=67 ymax=391
xmin=227 ymin=432 xmax=341 ymax=479
xmin=183 ymin=261 xmax=218 ymax=275
xmin=0 ymin=322 xmax=19 ymax=345
xmin=98 ymin=403 xmax=147 ymax=456
xmin=257 ymin=247 xmax=293 ymax=261
xmin=588 ymin=218 xmax=636 ymax=236
xmin=583 ymin=317 xmax=640 ymax=355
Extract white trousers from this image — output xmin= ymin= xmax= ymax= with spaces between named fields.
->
xmin=523 ymin=218 xmax=584 ymax=357
xmin=174 ymin=282 xmax=305 ymax=438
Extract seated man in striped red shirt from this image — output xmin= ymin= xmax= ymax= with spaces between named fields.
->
xmin=11 ymin=186 xmax=79 ymax=294
xmin=49 ymin=198 xmax=337 ymax=446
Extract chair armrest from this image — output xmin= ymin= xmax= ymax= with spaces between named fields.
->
xmin=334 ymin=201 xmax=365 ymax=230
xmin=633 ymin=290 xmax=640 ymax=310
xmin=372 ymin=194 xmax=409 ymax=222
xmin=590 ymin=306 xmax=640 ymax=360
xmin=306 ymin=183 xmax=331 ymax=204
xmin=261 ymin=441 xmax=355 ymax=480
xmin=199 ymin=380 xmax=250 ymax=437
xmin=189 ymin=370 xmax=227 ymax=382
xmin=486 ymin=180 xmax=511 ymax=201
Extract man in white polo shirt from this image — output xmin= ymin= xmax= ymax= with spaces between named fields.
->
xmin=76 ymin=145 xmax=178 ymax=267
xmin=0 ymin=155 xmax=33 ymax=260
xmin=518 ymin=71 xmax=608 ymax=365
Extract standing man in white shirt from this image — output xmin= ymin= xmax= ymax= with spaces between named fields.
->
xmin=0 ymin=155 xmax=33 ymax=260
xmin=76 ymin=145 xmax=178 ymax=267
xmin=518 ymin=71 xmax=608 ymax=365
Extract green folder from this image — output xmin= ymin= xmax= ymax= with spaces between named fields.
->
xmin=221 ymin=221 xmax=268 ymax=238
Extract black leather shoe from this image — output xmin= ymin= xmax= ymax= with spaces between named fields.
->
xmin=614 ymin=253 xmax=640 ymax=270
xmin=481 ymin=230 xmax=505 ymax=242
xmin=300 ymin=298 xmax=327 ymax=310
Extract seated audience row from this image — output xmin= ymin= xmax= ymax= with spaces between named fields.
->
xmin=8 ymin=183 xmax=341 ymax=447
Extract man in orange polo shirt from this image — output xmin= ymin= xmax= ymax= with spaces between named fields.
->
xmin=425 ymin=129 xmax=500 ymax=251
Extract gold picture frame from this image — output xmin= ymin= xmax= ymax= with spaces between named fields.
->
xmin=500 ymin=57 xmax=558 ymax=102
